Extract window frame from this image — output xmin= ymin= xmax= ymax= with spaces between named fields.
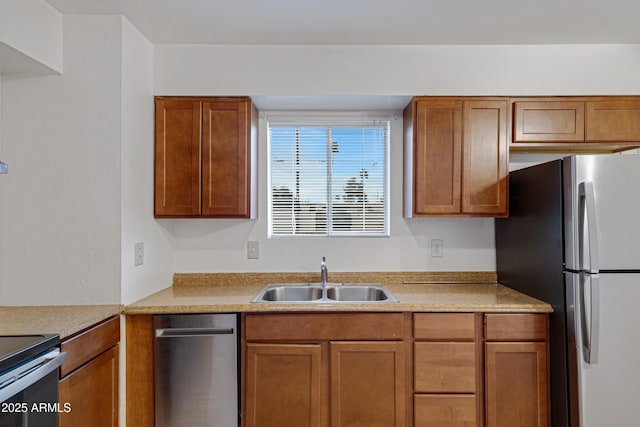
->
xmin=267 ymin=112 xmax=391 ymax=238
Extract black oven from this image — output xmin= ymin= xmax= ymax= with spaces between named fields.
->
xmin=0 ymin=335 xmax=66 ymax=427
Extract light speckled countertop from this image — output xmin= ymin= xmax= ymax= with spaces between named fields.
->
xmin=0 ymin=305 xmax=122 ymax=339
xmin=124 ymin=272 xmax=552 ymax=314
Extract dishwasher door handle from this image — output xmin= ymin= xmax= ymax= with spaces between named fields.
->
xmin=155 ymin=327 xmax=235 ymax=338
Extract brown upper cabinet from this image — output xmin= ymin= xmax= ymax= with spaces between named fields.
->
xmin=404 ymin=97 xmax=508 ymax=217
xmin=513 ymin=100 xmax=585 ymax=143
xmin=511 ymin=97 xmax=640 ymax=152
xmin=154 ymin=97 xmax=257 ymax=218
xmin=586 ymin=98 xmax=640 ymax=141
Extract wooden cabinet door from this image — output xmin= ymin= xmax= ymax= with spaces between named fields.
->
xmin=202 ymin=99 xmax=251 ymax=217
xmin=462 ymin=100 xmax=508 ymax=216
xmin=59 ymin=345 xmax=119 ymax=427
xmin=513 ymin=100 xmax=585 ymax=142
xmin=154 ymin=99 xmax=201 ymax=216
xmin=485 ymin=342 xmax=548 ymax=427
xmin=413 ymin=99 xmax=463 ymax=215
xmin=586 ymin=99 xmax=640 ymax=141
xmin=330 ymin=341 xmax=406 ymax=427
xmin=245 ymin=343 xmax=323 ymax=427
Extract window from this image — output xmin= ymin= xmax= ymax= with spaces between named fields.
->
xmin=268 ymin=114 xmax=389 ymax=237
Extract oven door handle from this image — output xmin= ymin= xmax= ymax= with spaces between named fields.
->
xmin=0 ymin=349 xmax=66 ymax=403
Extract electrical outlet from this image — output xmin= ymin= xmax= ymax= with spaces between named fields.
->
xmin=247 ymin=241 xmax=259 ymax=259
xmin=134 ymin=242 xmax=144 ymax=266
xmin=430 ymin=239 xmax=444 ymax=258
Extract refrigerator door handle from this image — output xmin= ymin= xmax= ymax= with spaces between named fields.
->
xmin=579 ymin=273 xmax=600 ymax=364
xmin=578 ymin=182 xmax=600 ymax=274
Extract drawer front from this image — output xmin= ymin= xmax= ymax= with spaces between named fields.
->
xmin=484 ymin=314 xmax=547 ymax=341
xmin=60 ymin=316 xmax=120 ymax=377
xmin=414 ymin=342 xmax=476 ymax=393
xmin=513 ymin=101 xmax=585 ymax=142
xmin=244 ymin=313 xmax=404 ymax=341
xmin=414 ymin=313 xmax=475 ymax=340
xmin=586 ymin=100 xmax=640 ymax=141
xmin=414 ymin=394 xmax=476 ymax=427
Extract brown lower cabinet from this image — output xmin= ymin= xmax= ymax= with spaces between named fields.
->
xmin=244 ymin=341 xmax=406 ymax=427
xmin=59 ymin=316 xmax=120 ymax=427
xmin=413 ymin=313 xmax=479 ymax=427
xmin=125 ymin=311 xmax=548 ymax=427
xmin=331 ymin=341 xmax=406 ymax=426
xmin=245 ymin=343 xmax=323 ymax=427
xmin=243 ymin=313 xmax=407 ymax=427
xmin=484 ymin=314 xmax=549 ymax=427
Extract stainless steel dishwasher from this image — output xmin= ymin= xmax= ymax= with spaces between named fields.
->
xmin=154 ymin=313 xmax=239 ymax=427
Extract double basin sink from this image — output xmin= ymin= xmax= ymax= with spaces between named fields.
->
xmin=251 ymin=283 xmax=398 ymax=304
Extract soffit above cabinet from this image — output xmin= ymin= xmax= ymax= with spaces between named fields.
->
xmin=45 ymin=0 xmax=640 ymax=45
xmin=251 ymin=96 xmax=412 ymax=112
xmin=0 ymin=43 xmax=61 ymax=75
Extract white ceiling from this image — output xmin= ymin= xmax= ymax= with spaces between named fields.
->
xmin=44 ymin=0 xmax=640 ymax=45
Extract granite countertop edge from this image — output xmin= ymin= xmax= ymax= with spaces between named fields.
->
xmin=124 ymin=303 xmax=552 ymax=315
xmin=0 ymin=305 xmax=122 ymax=339
xmin=124 ymin=280 xmax=553 ymax=315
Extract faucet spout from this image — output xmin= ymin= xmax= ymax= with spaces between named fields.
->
xmin=320 ymin=256 xmax=328 ymax=287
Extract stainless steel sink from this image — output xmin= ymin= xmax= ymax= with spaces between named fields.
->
xmin=251 ymin=283 xmax=398 ymax=304
xmin=258 ymin=286 xmax=323 ymax=302
xmin=326 ymin=285 xmax=393 ymax=302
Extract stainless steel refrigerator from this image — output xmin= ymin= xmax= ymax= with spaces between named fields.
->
xmin=496 ymin=153 xmax=640 ymax=427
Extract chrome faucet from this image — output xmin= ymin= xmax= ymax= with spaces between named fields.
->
xmin=320 ymin=256 xmax=328 ymax=287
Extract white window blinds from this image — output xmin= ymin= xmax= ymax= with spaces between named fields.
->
xmin=268 ymin=115 xmax=389 ymax=237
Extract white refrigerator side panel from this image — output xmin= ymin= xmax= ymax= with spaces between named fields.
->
xmin=578 ymin=273 xmax=640 ymax=427
xmin=574 ymin=154 xmax=640 ymax=270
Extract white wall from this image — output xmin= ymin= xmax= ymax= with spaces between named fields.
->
xmin=0 ymin=0 xmax=63 ymax=73
xmin=120 ymin=19 xmax=174 ymax=305
xmin=0 ymin=16 xmax=122 ymax=305
xmin=156 ymin=43 xmax=640 ymax=274
xmin=172 ymin=114 xmax=495 ymax=273
xmin=4 ymin=35 xmax=640 ymax=299
xmin=0 ymin=14 xmax=174 ymax=306
xmin=155 ymin=44 xmax=640 ymax=96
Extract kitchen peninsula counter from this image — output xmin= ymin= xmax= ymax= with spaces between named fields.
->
xmin=124 ymin=272 xmax=552 ymax=314
xmin=0 ymin=305 xmax=122 ymax=338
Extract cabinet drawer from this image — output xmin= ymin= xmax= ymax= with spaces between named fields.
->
xmin=60 ymin=316 xmax=120 ymax=377
xmin=414 ymin=313 xmax=475 ymax=340
xmin=484 ymin=314 xmax=547 ymax=341
xmin=244 ymin=313 xmax=404 ymax=341
xmin=414 ymin=394 xmax=476 ymax=427
xmin=414 ymin=342 xmax=476 ymax=393
xmin=586 ymin=99 xmax=640 ymax=141
xmin=513 ymin=100 xmax=585 ymax=142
